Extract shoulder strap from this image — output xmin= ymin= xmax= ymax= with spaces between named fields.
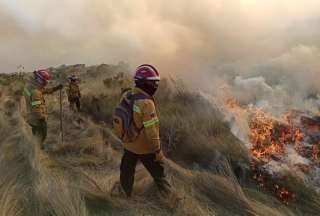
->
xmin=126 ymin=91 xmax=148 ymax=101
xmin=124 ymin=92 xmax=147 ymax=132
xmin=131 ymin=93 xmax=147 ymax=100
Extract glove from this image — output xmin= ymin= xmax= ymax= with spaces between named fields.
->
xmin=53 ymin=84 xmax=63 ymax=91
xmin=155 ymin=149 xmax=165 ymax=162
xmin=56 ymin=84 xmax=63 ymax=90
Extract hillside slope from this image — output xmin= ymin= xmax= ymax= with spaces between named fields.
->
xmin=0 ymin=64 xmax=319 ymax=216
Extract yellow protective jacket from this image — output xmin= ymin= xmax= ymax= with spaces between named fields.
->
xmin=67 ymin=82 xmax=81 ymax=99
xmin=23 ymin=79 xmax=56 ymax=126
xmin=115 ymin=87 xmax=161 ymax=155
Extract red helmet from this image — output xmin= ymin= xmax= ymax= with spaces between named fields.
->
xmin=134 ymin=64 xmax=160 ymax=81
xmin=34 ymin=69 xmax=51 ymax=84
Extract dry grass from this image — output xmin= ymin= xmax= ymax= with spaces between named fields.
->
xmin=0 ymin=64 xmax=319 ymax=216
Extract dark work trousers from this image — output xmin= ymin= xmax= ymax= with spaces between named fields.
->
xmin=120 ymin=149 xmax=171 ymax=197
xmin=69 ymin=97 xmax=81 ymax=112
xmin=30 ymin=120 xmax=47 ymax=149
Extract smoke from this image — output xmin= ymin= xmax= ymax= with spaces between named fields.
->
xmin=0 ymin=0 xmax=319 ymax=73
xmin=210 ymin=45 xmax=320 ymax=114
xmin=1 ymin=0 xmax=320 ymax=111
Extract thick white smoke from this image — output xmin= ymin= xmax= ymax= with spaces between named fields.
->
xmin=0 ymin=0 xmax=320 ymax=75
xmin=1 ymin=0 xmax=320 ymax=112
xmin=208 ymin=45 xmax=320 ymax=114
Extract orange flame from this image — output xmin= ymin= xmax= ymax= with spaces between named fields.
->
xmin=225 ymin=97 xmax=300 ymax=204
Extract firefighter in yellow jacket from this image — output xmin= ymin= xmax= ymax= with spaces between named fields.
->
xmin=67 ymin=74 xmax=81 ymax=111
xmin=23 ymin=69 xmax=63 ymax=149
xmin=112 ymin=64 xmax=171 ymax=197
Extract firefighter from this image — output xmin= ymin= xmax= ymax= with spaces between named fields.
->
xmin=112 ymin=64 xmax=171 ymax=197
xmin=67 ymin=74 xmax=81 ymax=112
xmin=23 ymin=69 xmax=63 ymax=149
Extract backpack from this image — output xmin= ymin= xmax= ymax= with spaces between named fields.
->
xmin=112 ymin=90 xmax=147 ymax=142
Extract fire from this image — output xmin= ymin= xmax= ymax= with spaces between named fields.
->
xmin=224 ymin=98 xmax=249 ymax=109
xmin=250 ymin=161 xmax=296 ymax=204
xmin=273 ymin=184 xmax=296 ymax=205
xmin=249 ymin=109 xmax=285 ymax=160
xmin=224 ymin=96 xmax=320 ymax=204
xmin=225 ymin=99 xmax=304 ymax=161
xmin=225 ymin=97 xmax=301 ymax=203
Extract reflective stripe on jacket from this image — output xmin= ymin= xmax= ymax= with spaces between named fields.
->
xmin=122 ymin=87 xmax=161 ymax=154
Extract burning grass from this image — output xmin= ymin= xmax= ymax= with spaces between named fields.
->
xmin=225 ymin=96 xmax=320 ymax=207
xmin=0 ymin=65 xmax=319 ymax=215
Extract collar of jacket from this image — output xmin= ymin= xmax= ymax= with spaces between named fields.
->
xmin=133 ymin=87 xmax=153 ymax=99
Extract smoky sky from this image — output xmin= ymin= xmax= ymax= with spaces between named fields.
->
xmin=1 ymin=0 xmax=320 ymax=84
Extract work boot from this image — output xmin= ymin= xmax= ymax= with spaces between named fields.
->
xmin=110 ymin=182 xmax=129 ymax=199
